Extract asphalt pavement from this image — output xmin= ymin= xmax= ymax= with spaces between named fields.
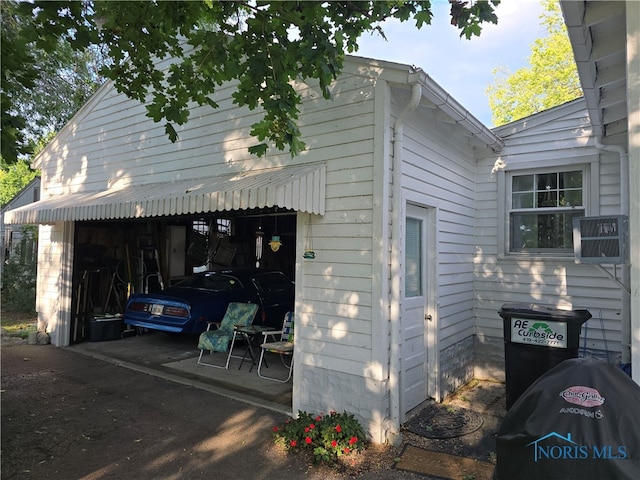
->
xmin=1 ymin=341 xmax=424 ymax=479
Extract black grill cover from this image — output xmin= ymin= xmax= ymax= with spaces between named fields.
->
xmin=496 ymin=357 xmax=640 ymax=479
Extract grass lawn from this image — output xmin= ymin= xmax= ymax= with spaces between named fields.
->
xmin=1 ymin=309 xmax=37 ymax=338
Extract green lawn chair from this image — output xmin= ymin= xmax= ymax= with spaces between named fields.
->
xmin=197 ymin=302 xmax=258 ymax=369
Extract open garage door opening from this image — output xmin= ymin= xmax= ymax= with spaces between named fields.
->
xmin=70 ymin=208 xmax=296 ymax=345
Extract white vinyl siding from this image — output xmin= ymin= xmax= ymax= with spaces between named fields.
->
xmin=34 ymin=57 xmax=381 ymax=343
xmin=35 ymin=223 xmax=74 ymax=346
xmin=37 ymin=74 xmax=376 ymax=195
xmin=475 ymin=100 xmax=623 ymax=360
xmin=33 ymin=52 xmax=625 ymax=443
xmin=400 ymin=100 xmax=478 ymax=356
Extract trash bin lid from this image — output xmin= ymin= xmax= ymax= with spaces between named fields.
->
xmin=499 ymin=303 xmax=591 ymax=324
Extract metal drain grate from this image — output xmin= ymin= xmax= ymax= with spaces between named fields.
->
xmin=404 ymin=403 xmax=484 ymax=439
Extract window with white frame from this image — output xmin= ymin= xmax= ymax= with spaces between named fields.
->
xmin=509 ymin=168 xmax=586 ymax=253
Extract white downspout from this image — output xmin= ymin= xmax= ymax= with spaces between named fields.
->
xmin=594 ymin=137 xmax=630 ymax=365
xmin=389 ymin=77 xmax=422 ymax=442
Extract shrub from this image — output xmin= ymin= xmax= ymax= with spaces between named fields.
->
xmin=1 ymin=227 xmax=37 ymax=314
xmin=273 ymin=410 xmax=367 ymax=464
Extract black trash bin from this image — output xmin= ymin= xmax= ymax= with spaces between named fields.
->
xmin=499 ymin=303 xmax=591 ymax=409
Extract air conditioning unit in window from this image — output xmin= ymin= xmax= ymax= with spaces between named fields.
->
xmin=573 ymin=215 xmax=628 ymax=264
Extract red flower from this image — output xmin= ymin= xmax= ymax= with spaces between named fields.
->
xmin=290 ymin=440 xmax=297 ymax=447
xmin=315 ymin=415 xmax=322 ymax=422
xmin=343 ymin=447 xmax=351 ymax=454
xmin=309 ymin=423 xmax=315 ymax=429
xmin=349 ymin=436 xmax=358 ymax=445
xmin=305 ymin=437 xmax=312 ymax=445
xmin=304 ymin=427 xmax=310 ymax=433
xmin=273 ymin=426 xmax=279 ymax=433
xmin=335 ymin=425 xmax=342 ymax=433
xmin=331 ymin=440 xmax=338 ymax=448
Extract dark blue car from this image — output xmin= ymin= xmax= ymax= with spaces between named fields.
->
xmin=123 ymin=268 xmax=294 ymax=334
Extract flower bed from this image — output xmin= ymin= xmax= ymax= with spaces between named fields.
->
xmin=273 ymin=411 xmax=367 ymax=464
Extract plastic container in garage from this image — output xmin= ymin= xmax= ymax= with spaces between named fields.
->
xmin=88 ymin=315 xmax=124 ymax=341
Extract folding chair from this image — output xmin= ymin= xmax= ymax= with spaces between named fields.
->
xmin=257 ymin=312 xmax=294 ymax=382
xmin=197 ymin=302 xmax=258 ymax=369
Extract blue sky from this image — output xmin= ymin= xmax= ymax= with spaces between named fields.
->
xmin=355 ymin=0 xmax=547 ymax=127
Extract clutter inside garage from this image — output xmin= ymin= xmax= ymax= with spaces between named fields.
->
xmin=70 ymin=209 xmax=296 ymax=343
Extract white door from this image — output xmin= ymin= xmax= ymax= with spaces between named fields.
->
xmin=401 ymin=204 xmax=435 ymax=414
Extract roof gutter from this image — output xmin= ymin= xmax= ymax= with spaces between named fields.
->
xmin=410 ymin=70 xmax=505 ymax=152
xmin=594 ymin=137 xmax=631 ymax=365
xmin=389 ymin=73 xmax=422 ymax=443
xmin=388 ymin=68 xmax=503 ymax=442
xmin=595 ymin=138 xmax=629 ymax=217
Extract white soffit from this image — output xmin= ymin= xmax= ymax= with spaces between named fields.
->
xmin=561 ymin=0 xmax=627 ymax=140
xmin=4 ymin=163 xmax=326 ymax=224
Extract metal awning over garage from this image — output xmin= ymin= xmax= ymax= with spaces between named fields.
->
xmin=4 ymin=163 xmax=326 ymax=224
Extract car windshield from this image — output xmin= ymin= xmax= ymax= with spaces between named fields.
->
xmin=173 ymin=273 xmax=243 ymax=292
xmin=252 ymin=272 xmax=293 ymax=293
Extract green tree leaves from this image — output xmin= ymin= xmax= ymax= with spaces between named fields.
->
xmin=486 ymin=0 xmax=581 ymax=126
xmin=1 ymin=0 xmax=105 ymax=163
xmin=0 ymin=160 xmax=38 ymax=207
xmin=6 ymin=1 xmax=500 ymax=159
xmin=450 ymin=0 xmax=499 ymax=39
